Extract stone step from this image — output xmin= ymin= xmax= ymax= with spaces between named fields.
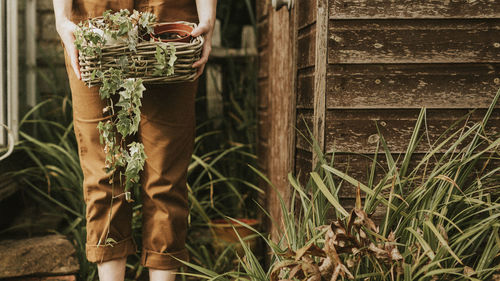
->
xmin=0 ymin=234 xmax=79 ymax=279
xmin=3 ymin=275 xmax=76 ymax=281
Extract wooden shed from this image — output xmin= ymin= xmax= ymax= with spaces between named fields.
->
xmin=256 ymin=0 xmax=500 ymax=240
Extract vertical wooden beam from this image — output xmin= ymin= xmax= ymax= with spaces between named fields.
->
xmin=266 ymin=4 xmax=297 ymax=243
xmin=290 ymin=0 xmax=298 ymax=173
xmin=312 ymin=0 xmax=328 ymax=165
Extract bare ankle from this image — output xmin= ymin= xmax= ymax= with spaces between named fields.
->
xmin=149 ymin=268 xmax=178 ymax=281
xmin=97 ymin=257 xmax=127 ymax=281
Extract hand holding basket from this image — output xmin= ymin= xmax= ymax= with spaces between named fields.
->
xmin=76 ymin=11 xmax=203 ymax=87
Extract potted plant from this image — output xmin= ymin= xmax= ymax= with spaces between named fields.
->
xmin=209 ymin=217 xmax=260 ymax=256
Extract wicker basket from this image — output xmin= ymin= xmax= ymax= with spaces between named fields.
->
xmin=79 ymin=21 xmax=203 ymax=87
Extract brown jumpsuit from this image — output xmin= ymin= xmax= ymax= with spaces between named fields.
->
xmin=63 ymin=0 xmax=199 ymax=270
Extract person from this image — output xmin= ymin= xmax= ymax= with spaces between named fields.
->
xmin=52 ymin=0 xmax=216 ymax=280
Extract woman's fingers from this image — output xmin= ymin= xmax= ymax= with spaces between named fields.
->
xmin=192 ymin=43 xmax=211 ymax=68
xmin=62 ymin=39 xmax=81 ymax=80
xmin=67 ymin=43 xmax=81 ymax=80
xmin=192 ymin=43 xmax=211 ymax=80
xmin=191 ymin=22 xmax=210 ymax=37
xmin=193 ymin=61 xmax=206 ymax=80
xmin=57 ymin=20 xmax=81 ymax=80
xmin=191 ymin=21 xmax=213 ymax=79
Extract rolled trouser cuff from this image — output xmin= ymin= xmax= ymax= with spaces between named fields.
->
xmin=141 ymin=247 xmax=190 ymax=270
xmin=86 ymin=236 xmax=137 ymax=263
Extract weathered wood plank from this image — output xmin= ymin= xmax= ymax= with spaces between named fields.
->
xmin=298 ymin=25 xmax=316 ymax=69
xmin=258 ymin=79 xmax=269 ymax=109
xmin=258 ymin=110 xmax=270 ymax=143
xmin=329 ymin=0 xmax=500 ymax=19
xmin=257 ymin=140 xmax=269 ymax=172
xmin=295 ymin=148 xmax=313 ymax=186
xmin=296 ymin=109 xmax=314 ymax=142
xmin=313 ymin=0 xmax=328 ymax=164
xmin=258 ymin=49 xmax=268 ymax=78
xmin=266 ymin=5 xmax=297 ymax=244
xmin=298 ymin=0 xmax=316 ymax=29
xmin=328 ymin=153 xmax=409 ymax=199
xmin=339 ymin=199 xmax=387 ymax=223
xmin=325 ymin=109 xmax=500 ymax=153
xmin=328 ymin=19 xmax=500 ymax=64
xmin=256 ymin=0 xmax=269 ymax=21
xmin=297 ymin=68 xmax=314 ymax=109
xmin=296 ymin=108 xmax=500 ymax=153
xmin=325 ymin=63 xmax=500 ymax=109
xmin=258 ymin=17 xmax=269 ymax=49
xmin=294 ymin=151 xmax=500 ymax=199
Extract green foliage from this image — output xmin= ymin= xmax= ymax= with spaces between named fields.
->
xmin=124 ymin=142 xmax=146 ymax=192
xmin=95 ymin=75 xmax=147 ymax=197
xmin=0 ymin=97 xmax=96 ymax=281
xmin=74 ymin=26 xmax=105 ymax=58
xmin=0 ymin=81 xmax=260 ymax=281
xmin=74 ymin=9 xmax=177 ymax=201
xmin=0 ymin=2 xmax=260 ymax=281
xmin=154 ymin=43 xmax=176 ymax=76
xmin=115 ymin=78 xmax=144 ymax=136
xmin=75 ymin=9 xmax=156 ymax=56
xmin=177 ymin=89 xmax=500 ymax=280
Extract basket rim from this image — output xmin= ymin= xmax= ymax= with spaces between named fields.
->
xmin=77 ymin=19 xmax=204 ymax=86
xmin=78 ymin=20 xmax=203 ymax=51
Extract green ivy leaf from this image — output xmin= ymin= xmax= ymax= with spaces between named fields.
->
xmin=117 ymin=56 xmax=129 ymax=71
xmin=75 ymin=9 xmax=157 ymax=197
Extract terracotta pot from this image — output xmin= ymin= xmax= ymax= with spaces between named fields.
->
xmin=209 ymin=218 xmax=260 ymax=255
xmin=150 ymin=23 xmax=193 ymax=43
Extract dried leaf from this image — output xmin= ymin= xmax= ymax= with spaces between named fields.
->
xmin=270 ymin=260 xmax=298 ymax=281
xmin=319 ymin=256 xmax=333 ymax=277
xmin=355 ymin=181 xmax=362 ymax=209
xmin=359 ymin=229 xmax=367 ymax=239
xmin=369 ymin=242 xmax=387 ymax=259
xmin=330 ymin=264 xmax=341 ymax=281
xmin=438 ymin=224 xmax=448 ymax=242
xmin=306 ymin=275 xmax=321 ymax=281
xmin=288 ymin=264 xmax=302 ymax=279
xmin=295 ymin=243 xmax=326 ymax=261
xmin=390 ymin=247 xmax=403 ymax=261
xmin=340 ymin=263 xmax=354 ymax=279
xmin=301 ymin=255 xmax=321 ymax=280
xmin=464 ymin=266 xmax=476 ymax=277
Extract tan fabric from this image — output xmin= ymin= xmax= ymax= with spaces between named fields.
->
xmin=70 ymin=0 xmax=198 ymax=23
xmin=64 ymin=0 xmax=199 ymax=269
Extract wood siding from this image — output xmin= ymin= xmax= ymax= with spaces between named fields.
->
xmin=328 ymin=0 xmax=500 ymax=19
xmin=258 ymin=1 xmax=500 ymax=224
xmin=293 ymin=1 xmax=500 ymax=214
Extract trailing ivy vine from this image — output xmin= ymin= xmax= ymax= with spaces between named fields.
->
xmin=74 ymin=9 xmax=177 ymax=223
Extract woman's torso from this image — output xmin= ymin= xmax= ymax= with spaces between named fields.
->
xmin=71 ymin=0 xmax=198 ymax=24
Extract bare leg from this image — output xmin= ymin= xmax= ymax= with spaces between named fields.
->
xmin=149 ymin=268 xmax=178 ymax=281
xmin=97 ymin=257 xmax=127 ymax=281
